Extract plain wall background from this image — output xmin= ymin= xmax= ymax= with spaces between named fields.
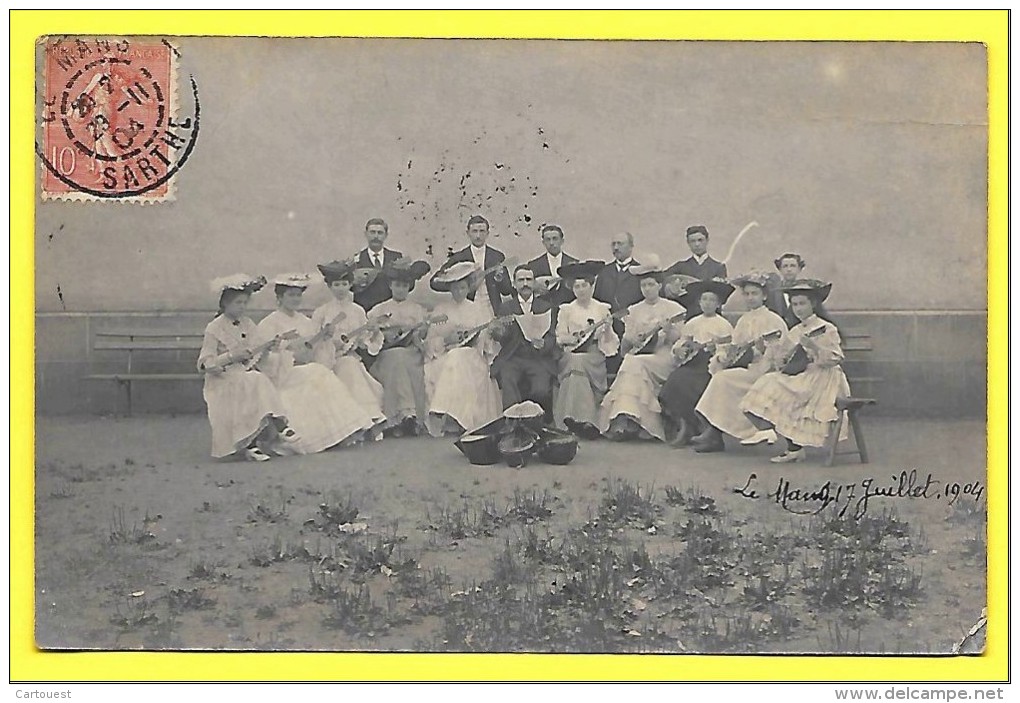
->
xmin=35 ymin=39 xmax=987 ymax=313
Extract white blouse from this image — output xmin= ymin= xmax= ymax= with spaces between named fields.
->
xmin=555 ymin=299 xmax=620 ymax=357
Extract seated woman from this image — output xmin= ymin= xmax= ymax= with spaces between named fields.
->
xmin=692 ymin=271 xmax=789 ymax=451
xmin=257 ymin=273 xmax=383 ymax=453
xmin=367 ymin=259 xmax=433 ymax=437
xmin=312 ymin=260 xmax=387 ymax=440
xmin=739 ymin=279 xmax=851 ymax=463
xmin=598 ymin=257 xmax=686 ymax=441
xmin=198 ymin=274 xmax=296 ymax=462
xmin=552 ymin=260 xmax=620 ymax=438
xmin=423 ymin=261 xmax=504 ymax=437
xmin=658 ymin=279 xmax=736 ymax=450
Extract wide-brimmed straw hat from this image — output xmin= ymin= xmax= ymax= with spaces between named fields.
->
xmin=317 ymin=259 xmax=356 ymax=282
xmin=210 ymin=274 xmax=266 ymax=296
xmin=384 ymin=259 xmax=431 ymax=289
xmin=433 ymin=261 xmax=480 ymax=285
xmin=272 ymin=272 xmax=314 ymax=290
xmin=730 ymin=270 xmax=774 ymax=290
xmin=557 ymin=260 xmax=605 ymax=281
xmin=782 ymin=278 xmax=832 ymax=303
xmin=629 ymin=254 xmax=665 ymax=280
xmin=680 ymin=278 xmax=736 ymax=310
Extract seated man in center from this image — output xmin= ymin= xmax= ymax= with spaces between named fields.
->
xmin=489 ymin=265 xmax=559 ymax=421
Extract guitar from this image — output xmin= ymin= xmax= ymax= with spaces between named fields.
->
xmin=335 ymin=312 xmax=392 ymax=356
xmin=442 ymin=314 xmax=515 ymax=352
xmin=562 ymin=309 xmax=630 ymax=353
xmin=780 ymin=324 xmax=828 ymax=375
xmin=720 ymin=328 xmax=784 ymax=369
xmin=625 ymin=311 xmax=687 ymax=356
xmin=200 ymin=330 xmax=300 ymax=373
xmin=379 ymin=312 xmax=449 ymax=351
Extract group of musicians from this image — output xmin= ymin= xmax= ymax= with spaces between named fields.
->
xmin=198 ymin=215 xmax=850 ymax=465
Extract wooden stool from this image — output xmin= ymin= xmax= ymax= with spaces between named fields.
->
xmin=825 ymin=396 xmax=878 ymax=466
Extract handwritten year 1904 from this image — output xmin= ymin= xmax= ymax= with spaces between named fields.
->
xmin=733 ymin=469 xmax=984 ymax=520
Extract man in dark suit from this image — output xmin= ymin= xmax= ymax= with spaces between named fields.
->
xmin=766 ymin=252 xmax=807 ymax=328
xmin=352 ymin=217 xmax=403 ymax=312
xmin=593 ymin=232 xmax=642 ymax=375
xmin=665 ymin=225 xmax=728 ymax=319
xmin=430 ymin=214 xmax=513 ymax=318
xmin=489 ymin=266 xmax=559 ymax=420
xmin=527 ymin=223 xmax=579 ymax=307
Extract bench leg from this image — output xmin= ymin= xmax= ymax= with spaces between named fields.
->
xmin=847 ymin=408 xmax=869 ymax=464
xmin=124 ymin=380 xmax=133 ymax=417
xmin=825 ymin=411 xmax=844 ymax=467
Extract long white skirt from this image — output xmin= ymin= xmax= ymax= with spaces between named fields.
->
xmin=597 ymin=350 xmax=675 ymax=441
xmin=696 ymin=366 xmax=765 ymax=440
xmin=275 ymin=362 xmax=377 ymax=454
xmin=424 ymin=347 xmax=503 ymax=437
xmin=332 ymin=355 xmax=386 ymax=427
xmin=203 ymin=368 xmax=287 ymax=458
xmin=740 ymin=365 xmax=851 ymax=447
xmin=553 ymin=351 xmax=607 ymax=429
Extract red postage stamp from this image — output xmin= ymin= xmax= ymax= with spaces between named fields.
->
xmin=38 ymin=37 xmax=199 ymax=203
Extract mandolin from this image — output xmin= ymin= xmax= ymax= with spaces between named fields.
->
xmin=562 ymin=309 xmax=630 ymax=353
xmin=336 ymin=312 xmax=392 ymax=355
xmin=625 ymin=311 xmax=687 ymax=356
xmin=201 ymin=330 xmax=300 ymax=373
xmin=721 ymin=328 xmax=784 ymax=369
xmin=380 ymin=312 xmax=449 ymax=351
xmin=442 ymin=314 xmax=515 ymax=351
xmin=780 ymin=324 xmax=828 ymax=376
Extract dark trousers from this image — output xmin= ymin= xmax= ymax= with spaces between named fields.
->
xmin=495 ymin=357 xmax=556 ymax=417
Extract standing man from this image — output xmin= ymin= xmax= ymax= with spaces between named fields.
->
xmin=767 ymin=252 xmax=807 ymax=328
xmin=593 ymin=232 xmax=643 ymax=375
xmin=489 ymin=266 xmax=559 ymax=420
xmin=430 ymin=214 xmax=513 ymax=318
xmin=353 ymin=218 xmax=404 ymax=312
xmin=527 ymin=223 xmax=579 ymax=307
xmin=665 ymin=225 xmax=728 ymax=319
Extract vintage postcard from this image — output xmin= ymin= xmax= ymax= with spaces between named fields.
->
xmin=30 ymin=32 xmax=993 ymax=665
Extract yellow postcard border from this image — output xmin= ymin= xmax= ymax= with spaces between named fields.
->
xmin=11 ymin=9 xmax=1008 ymax=682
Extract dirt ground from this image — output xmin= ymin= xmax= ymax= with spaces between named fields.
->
xmin=34 ymin=413 xmax=987 ymax=654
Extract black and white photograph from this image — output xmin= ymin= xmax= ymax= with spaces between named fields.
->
xmin=34 ymin=37 xmax=988 ymax=654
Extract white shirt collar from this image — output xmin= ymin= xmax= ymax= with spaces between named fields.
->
xmin=518 ymin=294 xmax=534 ymax=312
xmin=616 ymin=257 xmax=633 ymax=270
xmin=547 ymin=251 xmax=562 ymax=267
xmin=470 ymin=244 xmax=487 ymax=263
xmin=693 ymin=253 xmax=709 ymax=265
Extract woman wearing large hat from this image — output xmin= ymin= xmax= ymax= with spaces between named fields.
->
xmin=551 ymin=260 xmax=619 ymax=437
xmin=657 ymin=277 xmax=736 ymax=450
xmin=197 ymin=274 xmax=296 ymax=462
xmin=423 ymin=261 xmax=505 ymax=437
xmin=596 ymin=255 xmax=686 ymax=441
xmin=311 ymin=260 xmax=388 ymax=440
xmin=366 ymin=259 xmax=433 ymax=437
xmin=691 ymin=270 xmax=789 ymax=451
xmin=256 ymin=273 xmax=384 ymax=452
xmin=739 ymin=279 xmax=850 ymax=463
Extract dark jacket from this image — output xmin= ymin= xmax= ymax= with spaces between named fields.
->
xmin=766 ymin=284 xmax=801 ymax=329
xmin=353 ymin=247 xmax=403 ymax=312
xmin=665 ymin=256 xmax=728 ymax=282
xmin=489 ymin=295 xmax=559 ymax=380
xmin=526 ymin=251 xmax=579 ymax=307
xmin=593 ymin=260 xmax=643 ymax=339
xmin=430 ymin=245 xmax=514 ymax=316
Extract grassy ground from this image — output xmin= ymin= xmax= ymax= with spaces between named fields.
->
xmin=34 ymin=413 xmax=986 ymax=653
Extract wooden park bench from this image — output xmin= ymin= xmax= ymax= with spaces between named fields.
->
xmin=84 ymin=329 xmax=204 ymax=415
xmin=825 ymin=328 xmax=879 ymax=466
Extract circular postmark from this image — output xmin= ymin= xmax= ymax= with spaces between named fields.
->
xmin=37 ymin=37 xmax=200 ymax=201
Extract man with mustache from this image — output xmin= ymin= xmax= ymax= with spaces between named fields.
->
xmin=593 ymin=232 xmax=642 ymax=375
xmin=353 ymin=218 xmax=404 ymax=312
xmin=527 ymin=223 xmax=579 ymax=308
xmin=489 ymin=265 xmax=559 ymax=420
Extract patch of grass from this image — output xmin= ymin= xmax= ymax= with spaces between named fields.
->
xmin=248 ymin=489 xmax=290 ymax=524
xmin=166 ymin=587 xmax=216 ymax=614
xmin=507 ymin=488 xmax=556 ymax=524
xmin=310 ymin=490 xmax=362 ymax=533
xmin=108 ymin=507 xmax=159 ymax=548
xmin=598 ymin=479 xmax=662 ymax=530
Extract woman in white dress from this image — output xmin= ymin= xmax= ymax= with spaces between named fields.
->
xmin=367 ymin=259 xmax=433 ymax=437
xmin=197 ymin=274 xmax=295 ymax=462
xmin=312 ymin=260 xmax=387 ymax=440
xmin=598 ymin=258 xmax=686 ymax=441
xmin=552 ymin=260 xmax=620 ymax=438
xmin=423 ymin=261 xmax=505 ymax=437
xmin=256 ymin=273 xmax=381 ymax=453
xmin=692 ymin=271 xmax=788 ymax=451
xmin=739 ymin=279 xmax=851 ymax=463
xmin=659 ymin=279 xmax=736 ymax=450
